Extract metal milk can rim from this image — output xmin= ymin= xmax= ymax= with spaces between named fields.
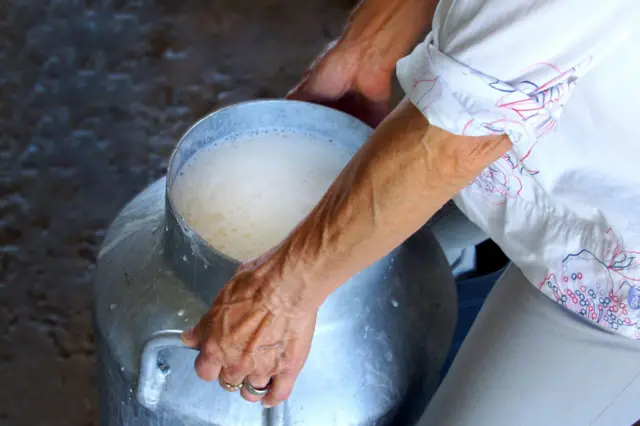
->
xmin=162 ymin=99 xmax=373 ymax=271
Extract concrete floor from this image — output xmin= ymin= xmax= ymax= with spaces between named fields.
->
xmin=0 ymin=1 xmax=356 ymax=424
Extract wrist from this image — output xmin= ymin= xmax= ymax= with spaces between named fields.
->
xmin=252 ymin=239 xmax=330 ymax=314
xmin=339 ymin=0 xmax=434 ymax=75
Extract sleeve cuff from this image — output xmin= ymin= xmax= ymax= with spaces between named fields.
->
xmin=396 ymin=34 xmax=578 ymax=146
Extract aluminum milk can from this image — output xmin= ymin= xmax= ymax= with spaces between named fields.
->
xmin=93 ymin=100 xmax=457 ymax=426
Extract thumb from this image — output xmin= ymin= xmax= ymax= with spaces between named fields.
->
xmin=181 ymin=325 xmax=200 ymax=348
xmin=287 ymin=54 xmax=353 ymax=103
xmin=286 ymin=70 xmax=336 ymax=103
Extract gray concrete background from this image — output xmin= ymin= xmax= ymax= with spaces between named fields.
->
xmin=0 ymin=1 xmax=360 ymax=424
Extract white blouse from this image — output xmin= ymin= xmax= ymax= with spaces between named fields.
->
xmin=396 ymin=0 xmax=640 ymax=338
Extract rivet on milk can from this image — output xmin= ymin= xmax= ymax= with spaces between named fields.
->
xmin=93 ymin=100 xmax=457 ymax=426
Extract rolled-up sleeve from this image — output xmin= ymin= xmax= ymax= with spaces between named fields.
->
xmin=396 ymin=0 xmax=636 ymax=146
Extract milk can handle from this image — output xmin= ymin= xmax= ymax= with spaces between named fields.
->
xmin=136 ymin=329 xmax=194 ymax=410
xmin=137 ymin=330 xmax=287 ymax=422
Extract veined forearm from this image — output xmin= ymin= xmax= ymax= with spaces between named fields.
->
xmin=340 ymin=0 xmax=438 ymax=76
xmin=274 ymin=100 xmax=511 ymax=308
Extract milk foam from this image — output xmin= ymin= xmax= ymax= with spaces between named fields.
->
xmin=171 ymin=130 xmax=353 ymax=262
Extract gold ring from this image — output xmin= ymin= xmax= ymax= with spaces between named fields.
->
xmin=221 ymin=379 xmax=243 ymax=392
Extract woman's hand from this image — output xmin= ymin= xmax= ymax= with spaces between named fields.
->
xmin=286 ymin=0 xmax=437 ymax=127
xmin=286 ymin=40 xmax=393 ymax=128
xmin=181 ymin=252 xmax=318 ymax=408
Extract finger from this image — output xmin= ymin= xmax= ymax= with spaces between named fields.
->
xmin=262 ymin=370 xmax=298 ymax=408
xmin=218 ymin=375 xmax=244 ymax=392
xmin=185 ymin=320 xmax=223 ymax=381
xmin=194 ymin=351 xmax=222 ymax=382
xmin=241 ymin=374 xmax=272 ymax=403
xmin=287 ymin=60 xmax=350 ymax=103
xmin=181 ymin=327 xmax=199 ymax=348
xmin=218 ymin=358 xmax=251 ymax=391
xmin=185 ymin=322 xmax=223 ymax=381
xmin=182 ymin=316 xmax=210 ymax=348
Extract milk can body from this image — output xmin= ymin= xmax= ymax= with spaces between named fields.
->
xmin=93 ymin=100 xmax=457 ymax=426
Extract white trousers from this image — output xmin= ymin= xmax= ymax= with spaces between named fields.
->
xmin=417 ymin=264 xmax=640 ymax=426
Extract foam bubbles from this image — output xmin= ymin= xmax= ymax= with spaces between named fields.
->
xmin=171 ymin=130 xmax=352 ymax=262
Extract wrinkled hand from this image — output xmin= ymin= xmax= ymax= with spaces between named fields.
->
xmin=287 ymin=41 xmax=393 ymax=128
xmin=181 ymin=255 xmax=317 ymax=408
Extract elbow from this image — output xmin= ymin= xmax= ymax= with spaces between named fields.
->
xmin=423 ymin=127 xmax=512 ymax=187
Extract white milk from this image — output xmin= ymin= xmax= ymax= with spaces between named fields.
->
xmin=171 ymin=130 xmax=353 ymax=262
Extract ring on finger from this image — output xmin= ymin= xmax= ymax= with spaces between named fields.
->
xmin=243 ymin=378 xmax=271 ymax=397
xmin=221 ymin=379 xmax=243 ymax=392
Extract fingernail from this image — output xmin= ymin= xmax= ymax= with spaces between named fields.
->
xmin=262 ymin=402 xmax=275 ymax=409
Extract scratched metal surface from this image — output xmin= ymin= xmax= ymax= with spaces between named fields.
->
xmin=0 ymin=1 xmax=356 ymax=424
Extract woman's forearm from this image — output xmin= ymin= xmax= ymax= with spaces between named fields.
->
xmin=266 ymin=100 xmax=511 ymax=309
xmin=340 ymin=0 xmax=438 ymax=77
